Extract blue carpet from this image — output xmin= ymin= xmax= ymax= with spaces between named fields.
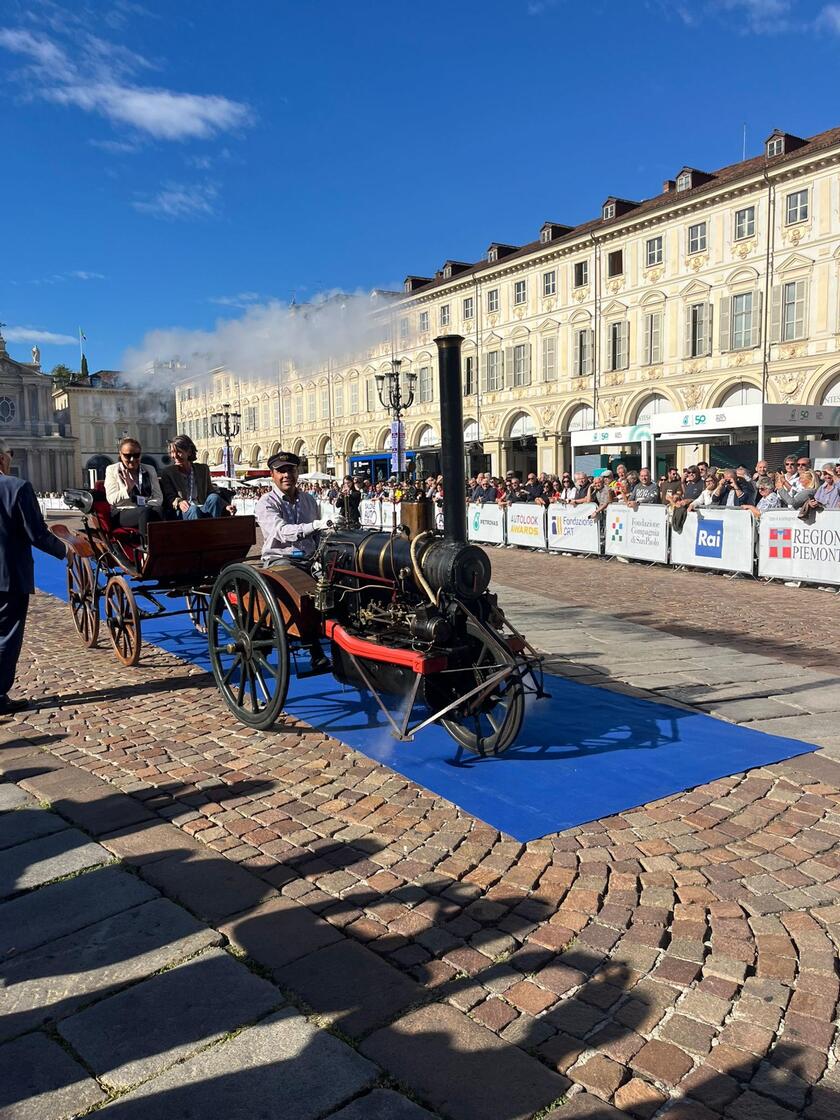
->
xmin=36 ymin=551 xmax=816 ymax=841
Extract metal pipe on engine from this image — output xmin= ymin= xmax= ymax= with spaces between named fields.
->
xmin=435 ymin=334 xmax=467 ymax=545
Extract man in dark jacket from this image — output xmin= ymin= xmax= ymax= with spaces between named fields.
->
xmin=0 ymin=444 xmax=69 ymax=714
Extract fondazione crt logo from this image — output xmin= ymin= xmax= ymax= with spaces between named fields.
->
xmin=695 ymin=518 xmax=724 ymax=558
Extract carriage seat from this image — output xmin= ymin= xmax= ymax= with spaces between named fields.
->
xmin=90 ymin=482 xmax=144 ymax=554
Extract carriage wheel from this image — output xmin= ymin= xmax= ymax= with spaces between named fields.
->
xmin=439 ymin=615 xmax=525 ymax=756
xmin=208 ymin=564 xmax=290 ymax=730
xmin=186 ymin=592 xmax=209 ymax=634
xmin=104 ymin=576 xmax=142 ymax=666
xmin=67 ymin=553 xmax=99 ymax=648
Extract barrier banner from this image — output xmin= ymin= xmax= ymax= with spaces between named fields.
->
xmin=236 ymin=498 xmax=257 ymax=517
xmin=435 ymin=506 xmax=444 ymax=531
xmin=670 ymin=508 xmax=755 ymax=574
xmin=359 ymin=499 xmax=381 ymax=529
xmin=318 ymin=501 xmax=340 ymax=522
xmin=506 ymin=505 xmax=547 ymax=550
xmin=758 ymin=509 xmax=840 ymax=586
xmin=380 ymin=501 xmax=402 ymax=531
xmin=467 ymin=502 xmax=505 ymax=545
xmin=604 ymin=504 xmax=669 ymax=564
xmin=547 ymin=503 xmax=601 ymax=555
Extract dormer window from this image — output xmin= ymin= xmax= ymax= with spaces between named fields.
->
xmin=602 ymin=202 xmax=615 ymax=221
xmin=676 ymin=172 xmax=692 ymax=192
xmin=488 ymin=247 xmax=499 ymax=262
xmin=540 ymin=228 xmax=551 ymax=244
xmin=767 ymin=136 xmax=784 ymax=158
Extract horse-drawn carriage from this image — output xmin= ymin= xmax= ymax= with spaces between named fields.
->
xmin=56 ymin=337 xmax=546 ymax=755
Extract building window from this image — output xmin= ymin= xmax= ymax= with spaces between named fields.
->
xmin=419 ymin=310 xmax=429 ymax=333
xmin=646 ymin=236 xmax=663 ymax=268
xmin=485 ymin=350 xmax=502 ymax=392
xmin=542 ymin=270 xmax=556 ymax=298
xmin=487 ymin=288 xmax=499 ymax=313
xmin=294 ymin=396 xmax=303 ymax=425
xmin=734 ymin=206 xmax=755 ymax=240
xmin=366 ymin=378 xmax=377 ymax=412
xmin=767 ymin=136 xmax=784 ymax=157
xmin=282 ymin=397 xmax=291 ymax=426
xmin=307 ymin=392 xmax=316 ymax=422
xmin=245 ymin=406 xmax=257 ymax=431
xmin=780 ymin=279 xmax=807 ymax=341
xmin=785 ymin=189 xmax=808 ymax=225
xmin=321 ymin=387 xmax=330 ymax=418
xmin=688 ymin=221 xmax=707 ymax=255
xmin=93 ymin=425 xmax=105 ymax=450
xmin=573 ymin=260 xmax=589 ymax=288
xmin=0 ymin=397 xmax=16 ymax=424
xmin=463 ymin=355 xmax=475 ymax=395
xmin=542 ymin=335 xmax=557 ymax=381
xmin=676 ymin=172 xmax=691 ymax=192
xmin=607 ymin=249 xmax=623 ymax=278
xmin=439 ymin=304 xmax=450 ymax=327
xmin=603 ymin=202 xmax=615 ymax=220
xmin=512 ymin=343 xmax=530 ymax=386
xmin=607 ymin=321 xmax=628 ymax=372
xmin=349 ymin=381 xmax=359 ymax=414
xmin=462 ymin=296 xmax=474 ymax=320
xmin=514 ymin=279 xmax=527 ymax=305
xmin=573 ymin=329 xmax=592 ymax=376
xmin=643 ymin=311 xmax=662 ymax=365
xmin=334 ymin=386 xmax=344 ymax=417
xmin=685 ymin=302 xmax=711 ymax=358
xmin=399 ymin=317 xmax=409 ymax=340
xmin=731 ymin=292 xmax=757 ymax=350
xmin=418 ymin=365 xmax=433 ymax=402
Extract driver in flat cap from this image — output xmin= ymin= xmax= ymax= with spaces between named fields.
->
xmin=256 ymin=450 xmax=331 ymax=670
xmin=256 ymin=450 xmax=330 ymax=564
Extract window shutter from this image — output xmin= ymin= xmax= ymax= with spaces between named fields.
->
xmin=796 ymin=278 xmax=808 ymax=340
xmin=525 ymin=344 xmax=532 ymax=385
xmin=770 ymin=284 xmax=782 ymax=343
xmin=587 ymin=329 xmax=594 ymax=376
xmin=653 ymin=312 xmax=662 ymax=365
xmin=706 ymin=303 xmax=713 ymax=355
xmin=480 ymin=353 xmax=487 ymax=394
xmin=503 ymin=347 xmax=514 ymax=390
xmin=718 ymin=296 xmax=731 ymax=352
xmin=622 ymin=321 xmax=630 ymax=369
xmin=683 ymin=305 xmax=693 ymax=359
xmin=750 ymin=289 xmax=763 ymax=348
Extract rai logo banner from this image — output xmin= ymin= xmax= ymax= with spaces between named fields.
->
xmin=768 ymin=526 xmax=792 ymax=559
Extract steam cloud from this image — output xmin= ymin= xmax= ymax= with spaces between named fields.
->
xmin=121 ymin=291 xmax=391 ymax=395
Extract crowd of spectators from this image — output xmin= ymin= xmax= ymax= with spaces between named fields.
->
xmin=225 ymin=455 xmax=840 ymax=524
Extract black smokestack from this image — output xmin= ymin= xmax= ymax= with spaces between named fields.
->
xmin=435 ymin=334 xmax=466 ymax=544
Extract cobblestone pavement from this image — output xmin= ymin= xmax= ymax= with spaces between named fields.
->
xmin=1 ymin=575 xmax=840 ymax=1119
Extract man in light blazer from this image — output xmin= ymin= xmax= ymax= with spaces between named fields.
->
xmin=104 ymin=437 xmax=164 ymax=538
xmin=0 ymin=442 xmax=72 ymax=715
xmin=159 ymin=434 xmax=232 ymax=520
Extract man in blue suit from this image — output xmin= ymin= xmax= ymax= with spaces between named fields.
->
xmin=0 ymin=443 xmax=70 ymax=715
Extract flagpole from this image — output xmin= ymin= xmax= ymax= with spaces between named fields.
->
xmin=79 ymin=327 xmax=84 ymax=372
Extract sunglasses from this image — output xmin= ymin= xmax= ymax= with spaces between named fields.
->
xmin=122 ymin=452 xmax=141 ymax=460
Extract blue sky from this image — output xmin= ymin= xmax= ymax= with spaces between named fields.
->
xmin=1 ymin=0 xmax=839 ymax=372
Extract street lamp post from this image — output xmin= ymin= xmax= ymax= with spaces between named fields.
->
xmin=375 ymin=358 xmax=416 ymax=483
xmin=210 ymin=403 xmax=241 ymax=480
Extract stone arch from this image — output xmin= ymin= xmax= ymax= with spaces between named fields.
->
xmin=568 ymin=308 xmax=592 ymax=326
xmin=502 ymin=409 xmax=537 ymax=440
xmin=563 ymin=402 xmax=595 ymax=432
xmin=233 ymin=446 xmax=243 ymax=464
xmin=249 ymin=444 xmax=262 ymax=467
xmin=376 ymin=426 xmax=391 ymax=451
xmin=200 ymin=449 xmax=210 ymax=464
xmin=510 ymin=325 xmax=530 ymax=341
xmin=806 ymin=364 xmax=840 ymax=406
xmin=413 ymin=422 xmax=438 ymax=448
xmin=725 ymin=265 xmax=760 ymax=288
xmin=215 ymin=446 xmax=225 ymax=466
xmin=629 ymin=391 xmax=674 ymax=426
xmin=268 ymin=440 xmax=281 ymax=460
xmin=639 ymin=289 xmax=666 ymax=307
xmin=315 ymin=432 xmax=332 ymax=456
xmin=344 ymin=430 xmax=364 ymax=455
xmin=464 ymin=418 xmax=479 ymax=442
xmin=712 ymin=380 xmax=762 ymax=408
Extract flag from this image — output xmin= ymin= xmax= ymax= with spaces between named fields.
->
xmin=79 ymin=327 xmax=86 ymax=341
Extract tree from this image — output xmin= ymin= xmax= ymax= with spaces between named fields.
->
xmin=50 ymin=363 xmax=77 ymax=386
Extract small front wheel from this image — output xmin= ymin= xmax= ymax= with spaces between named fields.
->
xmin=208 ymin=564 xmax=290 ymax=730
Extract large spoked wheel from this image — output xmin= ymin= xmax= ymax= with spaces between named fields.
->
xmin=439 ymin=615 xmax=525 ymax=757
xmin=186 ymin=592 xmax=209 ymax=634
xmin=104 ymin=575 xmax=142 ymax=666
xmin=208 ymin=564 xmax=290 ymax=730
xmin=67 ymin=553 xmax=99 ymax=648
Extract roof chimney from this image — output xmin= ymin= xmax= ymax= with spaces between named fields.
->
xmin=662 ymin=179 xmax=676 ymax=193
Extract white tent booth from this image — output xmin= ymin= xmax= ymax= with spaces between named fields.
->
xmin=571 ymin=423 xmax=652 ymax=474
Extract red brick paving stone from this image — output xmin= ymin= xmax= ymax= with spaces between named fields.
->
xmin=653 ymin=956 xmax=702 ymax=986
xmin=662 ymin=1101 xmax=721 ymax=1120
xmin=681 ymin=1065 xmax=742 ymax=1111
xmin=505 ymin=980 xmax=557 ymax=1015
xmin=471 ymin=997 xmax=519 ymax=1033
xmin=613 ymin=1077 xmax=667 ymax=1119
xmin=540 ymin=1093 xmax=625 ymax=1118
xmin=659 ymin=1013 xmax=716 ymax=1055
xmin=274 ymin=939 xmax=424 ymax=1039
xmin=631 ymin=1039 xmax=695 ymax=1086
xmin=536 ymin=1031 xmax=586 ymax=1075
xmin=570 ymin=1054 xmax=626 ymax=1100
xmin=724 ymin=1089 xmax=802 ymax=1120
xmin=360 ymin=1003 xmax=570 ymax=1120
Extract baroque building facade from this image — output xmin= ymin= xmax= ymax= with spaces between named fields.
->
xmin=177 ymin=124 xmax=840 ymax=479
xmin=0 ymin=332 xmax=77 ymax=490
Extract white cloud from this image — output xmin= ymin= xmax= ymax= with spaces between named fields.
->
xmin=0 ymin=24 xmax=252 ymax=141
xmin=817 ymin=3 xmax=840 ymax=32
xmin=4 ymin=326 xmax=77 ymax=345
xmin=209 ymin=291 xmax=265 ymax=309
xmin=68 ymin=270 xmax=106 ymax=280
xmin=132 ymin=181 xmax=218 ymax=220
